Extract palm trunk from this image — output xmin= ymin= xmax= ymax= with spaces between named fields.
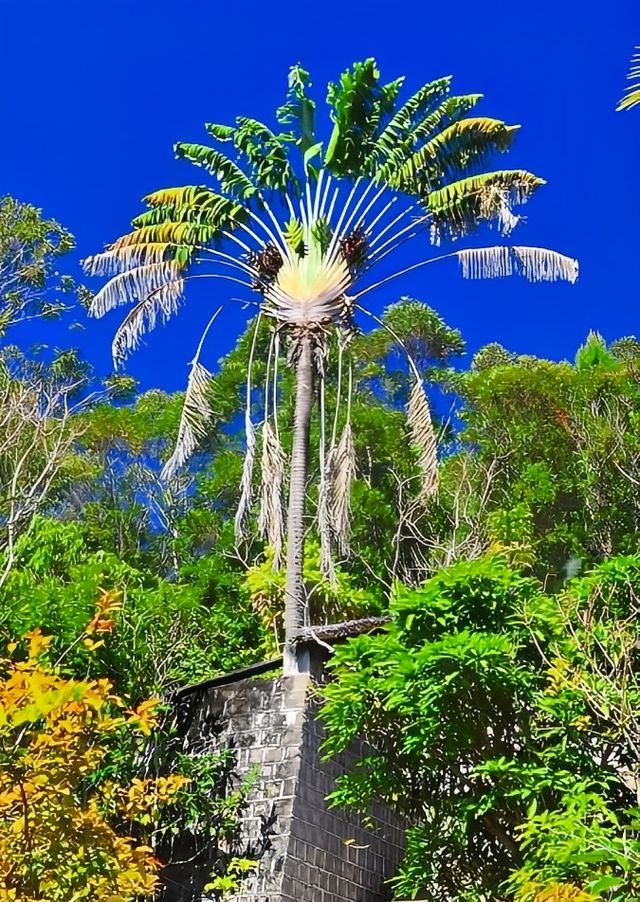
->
xmin=283 ymin=335 xmax=315 ymax=674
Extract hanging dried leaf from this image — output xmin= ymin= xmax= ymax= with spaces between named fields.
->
xmin=161 ymin=362 xmax=213 ymax=481
xmin=457 ymin=246 xmax=578 ymax=284
xmin=318 ymin=422 xmax=357 ymax=583
xmin=234 ymin=413 xmax=257 ymax=541
xmin=89 ymin=262 xmax=182 ymax=318
xmin=111 ymin=281 xmax=184 ymax=364
xmin=258 ymin=421 xmax=286 ymax=568
xmin=327 ymin=423 xmax=356 ymax=555
xmin=407 ymin=380 xmax=439 ymax=504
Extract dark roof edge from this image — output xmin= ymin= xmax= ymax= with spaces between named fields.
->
xmin=174 ymin=616 xmax=392 ymax=699
xmin=292 ymin=615 xmax=392 ymax=646
xmin=174 ymin=657 xmax=281 ymax=699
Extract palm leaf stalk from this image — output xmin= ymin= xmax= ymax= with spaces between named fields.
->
xmin=85 ymin=60 xmax=578 ymax=673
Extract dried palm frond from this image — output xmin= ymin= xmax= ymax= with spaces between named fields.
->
xmin=407 ymin=380 xmax=439 ymax=504
xmin=457 ymin=245 xmax=579 ymax=283
xmin=318 ymin=419 xmax=357 ymax=583
xmin=318 ymin=470 xmax=335 ymax=585
xmin=88 ymin=262 xmax=183 ymax=317
xmin=258 ymin=420 xmax=286 ymax=567
xmin=234 ymin=314 xmax=263 ymax=540
xmin=85 ymin=244 xmax=174 ymax=276
xmin=234 ymin=413 xmax=257 ymax=541
xmin=326 ymin=422 xmax=356 ymax=556
xmin=111 ymin=281 xmax=184 ymax=363
xmin=161 ymin=361 xmax=213 ymax=482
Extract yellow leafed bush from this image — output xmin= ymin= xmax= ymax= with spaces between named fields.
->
xmin=0 ymin=596 xmax=187 ymax=902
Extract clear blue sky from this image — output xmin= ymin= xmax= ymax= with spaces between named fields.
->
xmin=1 ymin=0 xmax=638 ymax=390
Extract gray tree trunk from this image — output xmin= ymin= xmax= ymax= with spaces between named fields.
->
xmin=283 ymin=335 xmax=315 ymax=674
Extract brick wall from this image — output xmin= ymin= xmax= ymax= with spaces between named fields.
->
xmin=284 ymin=698 xmax=405 ymax=902
xmin=167 ymin=674 xmax=405 ymax=902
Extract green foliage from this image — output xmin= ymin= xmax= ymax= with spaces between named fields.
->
xmin=321 ymin=553 xmax=640 ymax=900
xmin=0 ymin=517 xmax=270 ymax=701
xmin=0 ymin=625 xmax=173 ymax=901
xmin=0 ymin=195 xmax=89 ymax=337
xmin=431 ymin=334 xmax=640 ymax=581
xmin=324 ymin=58 xmax=404 ymax=173
xmin=276 ymin=64 xmax=316 ymax=157
xmin=574 ymin=331 xmax=619 ymax=371
xmin=246 ymin=540 xmax=383 ymax=650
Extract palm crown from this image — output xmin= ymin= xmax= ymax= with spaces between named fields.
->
xmin=86 ymin=59 xmax=578 ymax=670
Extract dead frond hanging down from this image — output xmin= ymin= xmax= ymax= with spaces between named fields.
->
xmin=318 ymin=472 xmax=335 ymax=586
xmin=318 ymin=421 xmax=357 ymax=582
xmin=88 ymin=262 xmax=183 ymax=318
xmin=327 ymin=422 xmax=356 ymax=556
xmin=84 ymin=245 xmax=173 ymax=278
xmin=258 ymin=420 xmax=286 ymax=567
xmin=407 ymin=380 xmax=439 ymax=504
xmin=161 ymin=361 xmax=213 ymax=482
xmin=457 ymin=246 xmax=579 ymax=284
xmin=234 ymin=412 xmax=257 ymax=541
xmin=234 ymin=312 xmax=263 ymax=542
xmin=111 ymin=281 xmax=184 ymax=363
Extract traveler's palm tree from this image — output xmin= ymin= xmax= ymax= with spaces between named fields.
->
xmin=617 ymin=47 xmax=640 ymax=110
xmin=86 ymin=60 xmax=578 ymax=672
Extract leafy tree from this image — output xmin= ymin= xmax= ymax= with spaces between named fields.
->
xmin=86 ymin=60 xmax=577 ymax=670
xmin=0 ymin=619 xmax=186 ymax=902
xmin=0 ymin=196 xmax=90 ymax=338
xmin=321 ymin=553 xmax=640 ymax=901
xmin=0 ymin=517 xmax=269 ymax=702
xmin=428 ymin=332 xmax=640 ymax=582
xmin=0 ymin=356 xmax=89 ymax=588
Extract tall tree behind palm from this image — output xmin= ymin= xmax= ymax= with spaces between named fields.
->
xmin=86 ymin=60 xmax=577 ymax=672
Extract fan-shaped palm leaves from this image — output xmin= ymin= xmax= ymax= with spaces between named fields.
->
xmin=86 ymin=60 xmax=578 ymax=672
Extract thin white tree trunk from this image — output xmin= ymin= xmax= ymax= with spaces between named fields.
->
xmin=283 ymin=335 xmax=314 ymax=674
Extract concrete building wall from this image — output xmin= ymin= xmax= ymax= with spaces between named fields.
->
xmin=167 ymin=674 xmax=405 ymax=902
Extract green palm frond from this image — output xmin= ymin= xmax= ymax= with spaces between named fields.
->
xmin=364 ymin=76 xmax=452 ymax=169
xmin=427 ymin=170 xmax=545 ymax=242
xmin=173 ymin=144 xmax=258 ymax=200
xmin=284 ymin=217 xmax=305 ymax=255
xmin=276 ymin=64 xmax=317 ymax=155
xmin=203 ymin=117 xmax=299 ymax=192
xmin=133 ymin=187 xmax=245 ymax=230
xmin=411 ymin=94 xmax=484 ymax=145
xmin=111 ymin=222 xmax=228 ymax=251
xmin=617 ymin=46 xmax=640 ymax=111
xmin=204 ymin=123 xmax=235 ymax=142
xmin=324 ymin=58 xmax=404 ymax=173
xmin=233 ymin=117 xmax=298 ymax=192
xmin=372 ymin=93 xmax=485 ymax=184
xmin=392 ymin=118 xmax=519 ymax=194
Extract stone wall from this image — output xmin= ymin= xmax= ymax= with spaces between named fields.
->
xmin=166 ymin=673 xmax=405 ymax=902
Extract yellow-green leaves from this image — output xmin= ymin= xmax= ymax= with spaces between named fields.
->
xmin=0 ymin=605 xmax=186 ymax=901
